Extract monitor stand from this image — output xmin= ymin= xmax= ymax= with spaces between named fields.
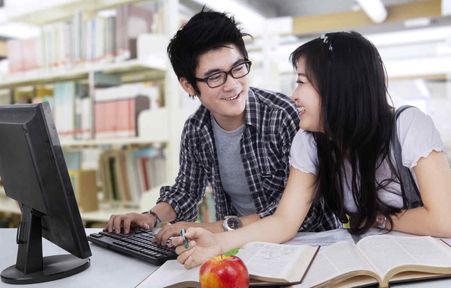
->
xmin=1 ymin=206 xmax=90 ymax=284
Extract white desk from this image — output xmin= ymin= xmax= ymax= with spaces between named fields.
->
xmin=0 ymin=228 xmax=158 ymax=288
xmin=1 ymin=228 xmax=451 ymax=288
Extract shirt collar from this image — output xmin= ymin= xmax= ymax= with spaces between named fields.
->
xmin=245 ymin=87 xmax=260 ymax=129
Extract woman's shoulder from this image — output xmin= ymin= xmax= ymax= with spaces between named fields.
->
xmin=290 ymin=130 xmax=319 ymax=174
xmin=396 ymin=106 xmax=428 ymax=124
xmin=396 ymin=106 xmax=438 ymax=138
xmin=292 ymin=129 xmax=315 ymax=147
xmin=395 ymin=106 xmax=445 ymax=168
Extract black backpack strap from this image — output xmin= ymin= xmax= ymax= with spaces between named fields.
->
xmin=392 ymin=105 xmax=422 ymax=209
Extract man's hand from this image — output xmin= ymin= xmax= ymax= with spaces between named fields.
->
xmin=172 ymin=227 xmax=222 ymax=269
xmin=155 ymin=221 xmax=202 ymax=245
xmin=104 ymin=212 xmax=155 ymax=234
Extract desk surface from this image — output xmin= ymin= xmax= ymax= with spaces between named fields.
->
xmin=0 ymin=228 xmax=157 ymax=288
xmin=1 ymin=228 xmax=451 ymax=288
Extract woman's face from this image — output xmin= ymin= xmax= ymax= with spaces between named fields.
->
xmin=291 ymin=57 xmax=323 ymax=132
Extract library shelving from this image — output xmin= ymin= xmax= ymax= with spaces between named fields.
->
xmin=0 ymin=0 xmax=187 ymax=224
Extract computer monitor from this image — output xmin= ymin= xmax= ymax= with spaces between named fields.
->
xmin=0 ymin=102 xmax=91 ymax=284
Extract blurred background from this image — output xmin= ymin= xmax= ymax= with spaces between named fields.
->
xmin=0 ymin=0 xmax=450 ymax=228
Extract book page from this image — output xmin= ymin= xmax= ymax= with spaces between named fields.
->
xmin=236 ymin=242 xmax=315 ymax=282
xmin=136 ymin=260 xmax=199 ymax=288
xmin=442 ymin=238 xmax=451 ymax=247
xmin=293 ymin=241 xmax=377 ymax=288
xmin=357 ymin=235 xmax=451 ymax=280
xmin=284 ymin=228 xmax=355 ymax=246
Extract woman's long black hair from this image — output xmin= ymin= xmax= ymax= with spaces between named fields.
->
xmin=290 ymin=31 xmax=406 ymax=234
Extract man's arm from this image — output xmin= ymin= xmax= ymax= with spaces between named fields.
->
xmin=104 ymin=121 xmax=207 ymax=234
xmin=156 ymin=123 xmax=207 ymax=222
xmin=105 ymin=202 xmax=176 ymax=234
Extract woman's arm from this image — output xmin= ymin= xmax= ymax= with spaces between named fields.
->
xmin=175 ymin=167 xmax=317 ymax=268
xmin=390 ymin=151 xmax=451 ymax=237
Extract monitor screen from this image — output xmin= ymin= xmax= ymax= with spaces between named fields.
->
xmin=0 ymin=102 xmax=91 ymax=284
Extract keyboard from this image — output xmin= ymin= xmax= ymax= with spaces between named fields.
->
xmin=87 ymin=229 xmax=177 ymax=266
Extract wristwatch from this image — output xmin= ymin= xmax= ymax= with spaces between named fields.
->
xmin=222 ymin=216 xmax=243 ymax=231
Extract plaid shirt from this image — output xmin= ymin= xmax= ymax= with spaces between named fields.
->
xmin=158 ymin=87 xmax=341 ymax=232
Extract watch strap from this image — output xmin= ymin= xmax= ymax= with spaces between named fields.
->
xmin=142 ymin=210 xmax=162 ymax=228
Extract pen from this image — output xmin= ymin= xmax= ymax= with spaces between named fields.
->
xmin=180 ymin=228 xmax=189 ymax=249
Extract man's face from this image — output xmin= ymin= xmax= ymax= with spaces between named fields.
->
xmin=182 ymin=44 xmax=250 ymax=130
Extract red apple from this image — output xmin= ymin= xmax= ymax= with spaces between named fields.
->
xmin=199 ymin=255 xmax=249 ymax=288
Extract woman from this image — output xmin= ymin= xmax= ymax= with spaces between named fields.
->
xmin=173 ymin=31 xmax=451 ymax=268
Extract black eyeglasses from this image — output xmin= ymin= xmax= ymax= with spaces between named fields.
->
xmin=195 ymin=60 xmax=252 ymax=88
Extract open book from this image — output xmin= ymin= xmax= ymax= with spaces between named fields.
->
xmin=293 ymin=234 xmax=451 ymax=288
xmin=136 ymin=242 xmax=319 ymax=287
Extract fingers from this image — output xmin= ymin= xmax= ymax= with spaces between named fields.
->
xmin=185 ymin=227 xmax=208 ymax=239
xmin=184 ymin=255 xmax=201 ymax=269
xmin=105 ymin=214 xmax=120 ymax=233
xmin=177 ymin=245 xmax=195 ymax=264
xmin=137 ymin=213 xmax=154 ymax=231
xmin=113 ymin=215 xmax=126 ymax=233
xmin=176 ymin=246 xmax=202 ymax=269
xmin=123 ymin=217 xmax=132 ymax=234
xmin=154 ymin=223 xmax=171 ymax=244
xmin=170 ymin=235 xmax=185 ymax=248
xmin=175 ymin=240 xmax=196 ymax=255
xmin=104 ymin=213 xmax=151 ymax=234
xmin=155 ymin=223 xmax=187 ymax=245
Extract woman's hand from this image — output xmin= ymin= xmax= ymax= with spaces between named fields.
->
xmin=172 ymin=227 xmax=223 ymax=269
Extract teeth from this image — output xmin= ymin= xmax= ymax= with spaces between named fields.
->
xmin=223 ymin=94 xmax=239 ymax=101
xmin=298 ymin=107 xmax=306 ymax=113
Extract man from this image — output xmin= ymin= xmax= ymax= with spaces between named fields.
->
xmin=105 ymin=9 xmax=340 ymax=243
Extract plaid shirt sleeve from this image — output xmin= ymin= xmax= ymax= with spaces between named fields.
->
xmin=257 ymin=106 xmax=299 ymax=219
xmin=157 ymin=121 xmax=207 ymax=222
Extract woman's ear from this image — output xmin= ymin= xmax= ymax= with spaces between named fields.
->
xmin=180 ymin=78 xmax=197 ymax=97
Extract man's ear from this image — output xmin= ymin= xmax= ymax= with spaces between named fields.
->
xmin=179 ymin=78 xmax=197 ymax=97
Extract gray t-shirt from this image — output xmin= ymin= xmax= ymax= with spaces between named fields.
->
xmin=289 ymin=108 xmax=445 ymax=212
xmin=211 ymin=116 xmax=256 ymax=216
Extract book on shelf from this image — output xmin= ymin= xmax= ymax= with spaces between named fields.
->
xmin=4 ymin=1 xmax=164 ymax=74
xmin=136 ymin=242 xmax=319 ymax=287
xmin=293 ymin=234 xmax=451 ymax=288
xmin=116 ymin=2 xmax=158 ymax=61
xmin=13 ymin=86 xmax=34 ymax=104
xmin=0 ymin=89 xmax=12 ymax=105
xmin=68 ymin=169 xmax=98 ymax=212
xmin=95 ymin=82 xmax=160 ymax=139
xmin=6 ymin=39 xmax=24 ymax=73
xmin=73 ymin=82 xmax=91 ymax=139
xmin=0 ymin=40 xmax=6 ymax=58
xmin=53 ymin=81 xmax=90 ymax=139
xmin=98 ymin=147 xmax=166 ymax=204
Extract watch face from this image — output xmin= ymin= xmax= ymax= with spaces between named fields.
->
xmin=227 ymin=217 xmax=242 ymax=230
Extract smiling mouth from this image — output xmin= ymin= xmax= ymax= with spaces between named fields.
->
xmin=221 ymin=93 xmax=240 ymax=101
xmin=298 ymin=106 xmax=306 ymax=113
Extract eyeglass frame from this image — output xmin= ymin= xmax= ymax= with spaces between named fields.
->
xmin=194 ymin=60 xmax=252 ymax=88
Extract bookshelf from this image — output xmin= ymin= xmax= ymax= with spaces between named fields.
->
xmin=0 ymin=59 xmax=166 ymax=88
xmin=5 ymin=0 xmax=144 ymax=26
xmin=0 ymin=40 xmax=6 ymax=59
xmin=0 ymin=0 xmax=186 ymax=222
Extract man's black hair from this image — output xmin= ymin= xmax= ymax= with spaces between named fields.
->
xmin=167 ymin=8 xmax=250 ymax=96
